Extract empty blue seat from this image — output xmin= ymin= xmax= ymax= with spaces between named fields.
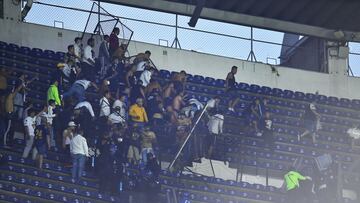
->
xmin=0 ymin=41 xmax=7 ymax=49
xmin=283 ymin=90 xmax=294 ymax=99
xmin=159 ymin=69 xmax=170 ymax=78
xmin=237 ymin=82 xmax=249 ymax=90
xmin=215 ymin=79 xmax=225 ymax=88
xmin=204 ymin=77 xmax=215 ymax=86
xmin=193 ymin=75 xmax=204 ymax=84
xmin=7 ymin=43 xmax=20 ymax=52
xmin=294 ymin=91 xmax=305 ymax=100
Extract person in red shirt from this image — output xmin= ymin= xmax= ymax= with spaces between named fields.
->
xmin=109 ymin=27 xmax=120 ymax=57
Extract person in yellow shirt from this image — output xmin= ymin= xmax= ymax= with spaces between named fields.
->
xmin=129 ymin=98 xmax=148 ymax=128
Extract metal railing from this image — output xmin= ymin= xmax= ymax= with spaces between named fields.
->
xmin=26 ymin=1 xmax=360 ymax=76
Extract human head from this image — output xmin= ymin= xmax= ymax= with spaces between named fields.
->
xmin=265 ymin=112 xmax=270 ymax=118
xmin=231 ymin=66 xmax=238 ymax=74
xmin=145 ymin=50 xmax=151 ymax=59
xmin=310 ymin=103 xmax=316 ymax=110
xmin=29 ymin=109 xmax=36 ymax=118
xmin=52 ymin=79 xmax=59 ymax=86
xmin=180 ymin=70 xmax=186 ymax=76
xmin=255 ymin=98 xmax=260 ymax=104
xmin=88 ymin=38 xmax=95 ymax=47
xmin=104 ymin=90 xmax=111 ymax=99
xmin=48 ymin=99 xmax=56 ymax=107
xmin=136 ymin=98 xmax=144 ymax=107
xmin=74 ymin=37 xmax=82 ymax=45
xmin=103 ymin=35 xmax=110 ymax=42
xmin=119 ymin=94 xmax=126 ymax=102
xmin=113 ymin=27 xmax=120 ymax=35
xmin=214 ymin=96 xmax=220 ymax=104
xmin=68 ymin=121 xmax=77 ymax=131
xmin=67 ymin=45 xmax=74 ymax=53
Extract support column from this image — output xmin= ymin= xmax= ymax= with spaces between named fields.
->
xmin=327 ymin=41 xmax=350 ymax=98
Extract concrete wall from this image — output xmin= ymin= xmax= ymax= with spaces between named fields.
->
xmin=1 ymin=19 xmax=360 ymax=99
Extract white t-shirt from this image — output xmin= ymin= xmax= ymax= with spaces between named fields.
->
xmin=73 ymin=43 xmax=81 ymax=62
xmin=83 ymin=45 xmax=95 ymax=65
xmin=70 ymin=134 xmax=89 ymax=156
xmin=74 ymin=101 xmax=95 ymax=117
xmin=24 ymin=116 xmax=36 ymax=137
xmin=108 ymin=112 xmax=126 ymax=124
xmin=136 ymin=61 xmax=148 ymax=72
xmin=207 ymin=99 xmax=216 ymax=109
xmin=207 ymin=114 xmax=224 ymax=135
xmin=139 ymin=70 xmax=152 ymax=87
xmin=99 ymin=97 xmax=111 ymax=117
xmin=74 ymin=80 xmax=91 ymax=90
xmin=113 ymin=99 xmax=126 ymax=118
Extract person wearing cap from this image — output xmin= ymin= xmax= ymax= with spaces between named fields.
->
xmin=129 ymin=98 xmax=148 ymax=128
xmin=62 ymin=121 xmax=76 ymax=167
xmin=70 ymin=128 xmax=89 ymax=181
xmin=283 ymin=167 xmax=312 ymax=203
xmin=298 ymin=103 xmax=321 ymax=143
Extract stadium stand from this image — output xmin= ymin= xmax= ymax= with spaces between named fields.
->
xmin=0 ymin=39 xmax=360 ymax=203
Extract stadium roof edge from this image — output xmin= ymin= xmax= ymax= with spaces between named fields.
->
xmin=99 ymin=0 xmax=360 ymax=42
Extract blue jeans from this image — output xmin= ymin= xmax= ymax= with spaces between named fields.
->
xmin=72 ymin=154 xmax=86 ymax=180
xmin=63 ymin=84 xmax=85 ymax=103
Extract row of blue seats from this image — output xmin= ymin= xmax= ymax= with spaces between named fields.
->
xmin=158 ymin=69 xmax=360 ymax=110
xmin=0 ymin=41 xmax=65 ymax=61
xmin=1 ymin=39 xmax=360 ymax=112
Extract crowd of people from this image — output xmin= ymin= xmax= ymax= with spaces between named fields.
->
xmin=0 ymin=28 xmax=231 ymax=195
xmin=0 ymin=27 xmax=346 ymax=202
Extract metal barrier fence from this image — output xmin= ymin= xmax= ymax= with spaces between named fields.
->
xmin=26 ymin=1 xmax=360 ymax=76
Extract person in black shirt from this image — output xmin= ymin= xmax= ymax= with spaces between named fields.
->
xmin=226 ymin=66 xmax=240 ymax=112
xmin=130 ymin=80 xmax=145 ymax=105
xmin=298 ymin=103 xmax=321 ymax=143
xmin=34 ymin=118 xmax=50 ymax=169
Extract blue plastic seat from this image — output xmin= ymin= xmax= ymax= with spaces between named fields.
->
xmin=214 ymin=79 xmax=225 ymax=88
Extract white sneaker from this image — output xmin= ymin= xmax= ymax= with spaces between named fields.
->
xmin=228 ymin=107 xmax=235 ymax=112
xmin=256 ymin=132 xmax=262 ymax=137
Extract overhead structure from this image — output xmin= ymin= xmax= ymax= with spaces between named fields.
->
xmin=99 ymin=0 xmax=360 ymax=42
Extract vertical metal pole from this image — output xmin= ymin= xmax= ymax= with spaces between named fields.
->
xmin=168 ymin=104 xmax=209 ymax=170
xmin=266 ymin=168 xmax=269 ymax=186
xmin=250 ymin=27 xmax=254 ymax=62
xmin=175 ymin=14 xmax=178 ymax=49
xmin=97 ymin=1 xmax=101 ymax=35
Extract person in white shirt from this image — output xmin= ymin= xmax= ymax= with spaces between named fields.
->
xmin=206 ymin=112 xmax=224 ymax=158
xmin=22 ymin=108 xmax=45 ymax=159
xmin=43 ymin=100 xmax=57 ymax=147
xmin=347 ymin=124 xmax=360 ymax=148
xmin=139 ymin=67 xmax=155 ymax=87
xmin=108 ymin=94 xmax=127 ymax=125
xmin=206 ymin=96 xmax=221 ymax=116
xmin=62 ymin=79 xmax=98 ymax=103
xmin=99 ymin=91 xmax=111 ymax=118
xmin=82 ymin=38 xmax=96 ymax=78
xmin=74 ymin=101 xmax=95 ymax=118
xmin=73 ymin=37 xmax=82 ymax=63
xmin=70 ymin=128 xmax=89 ymax=180
xmin=83 ymin=38 xmax=95 ymax=65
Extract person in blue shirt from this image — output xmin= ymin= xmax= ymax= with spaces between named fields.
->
xmin=34 ymin=117 xmax=50 ymax=169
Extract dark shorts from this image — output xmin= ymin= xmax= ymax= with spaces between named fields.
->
xmin=206 ymin=132 xmax=217 ymax=147
xmin=305 ymin=120 xmax=316 ymax=132
xmin=226 ymin=88 xmax=238 ymax=100
xmin=36 ymin=144 xmax=47 ymax=155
